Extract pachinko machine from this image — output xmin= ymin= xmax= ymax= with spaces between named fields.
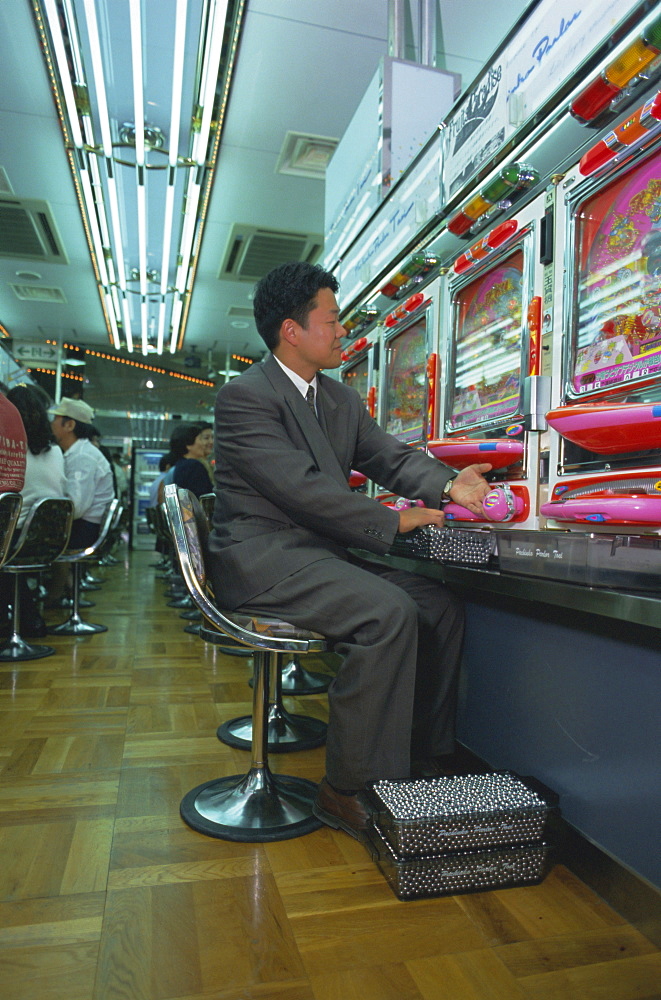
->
xmin=427 ymin=193 xmax=550 ymax=533
xmin=523 ymin=98 xmax=661 ymax=590
xmin=340 ymin=326 xmax=379 ymax=494
xmin=374 ymin=276 xmax=443 ymax=503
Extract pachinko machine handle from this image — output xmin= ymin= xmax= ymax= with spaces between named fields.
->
xmin=395 ymin=484 xmax=528 ymax=524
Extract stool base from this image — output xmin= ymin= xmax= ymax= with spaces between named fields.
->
xmin=217 ymin=708 xmax=327 ymax=753
xmin=0 ymin=636 xmax=55 ymax=661
xmin=49 ymin=619 xmax=107 ymax=636
xmin=180 ymin=768 xmax=322 ymax=842
xmin=249 ymin=654 xmax=330 ymax=694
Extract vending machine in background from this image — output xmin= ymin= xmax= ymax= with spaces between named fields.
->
xmin=428 ymin=193 xmax=550 ymax=533
xmin=535 ymin=116 xmax=661 ymax=589
xmin=130 ymin=446 xmax=167 ymax=549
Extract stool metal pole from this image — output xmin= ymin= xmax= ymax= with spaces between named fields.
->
xmin=217 ymin=652 xmax=327 ymax=752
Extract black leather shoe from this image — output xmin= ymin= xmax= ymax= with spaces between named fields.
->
xmin=312 ymin=778 xmax=372 ymax=841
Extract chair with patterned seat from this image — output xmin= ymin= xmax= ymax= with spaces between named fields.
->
xmin=0 ymin=497 xmax=74 ymax=661
xmin=48 ymin=499 xmax=120 ymax=636
xmin=164 ymin=483 xmax=326 ymax=842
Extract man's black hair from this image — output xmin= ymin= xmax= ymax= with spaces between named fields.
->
xmin=253 ymin=261 xmax=339 ymax=351
xmin=71 ymin=420 xmax=96 ymax=440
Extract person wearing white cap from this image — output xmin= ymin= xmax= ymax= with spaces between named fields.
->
xmin=50 ymin=397 xmax=114 ymax=549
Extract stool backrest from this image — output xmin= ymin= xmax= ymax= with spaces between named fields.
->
xmin=5 ymin=497 xmax=74 ymax=569
xmin=0 ymin=493 xmax=22 ymax=568
xmin=163 ymin=484 xmax=325 ymax=653
xmin=59 ymin=498 xmax=120 ymax=562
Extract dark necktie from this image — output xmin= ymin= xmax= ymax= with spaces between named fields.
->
xmin=305 ymin=385 xmax=317 ymax=417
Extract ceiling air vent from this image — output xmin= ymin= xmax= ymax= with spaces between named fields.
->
xmin=219 ymin=225 xmax=323 ymax=282
xmin=10 ymin=284 xmax=67 ymax=303
xmin=227 ymin=306 xmax=254 ymax=319
xmin=276 ymin=132 xmax=338 ymax=179
xmin=0 ymin=197 xmax=68 ymax=265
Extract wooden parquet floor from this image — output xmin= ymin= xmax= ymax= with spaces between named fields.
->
xmin=0 ymin=546 xmax=659 ymax=1000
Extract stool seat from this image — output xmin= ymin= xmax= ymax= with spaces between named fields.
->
xmin=163 ymin=485 xmax=327 ymax=842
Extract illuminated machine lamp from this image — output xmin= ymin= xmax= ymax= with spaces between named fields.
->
xmin=343 ymin=305 xmax=380 ymax=338
xmin=447 ymin=164 xmax=538 ymax=237
xmin=579 ymin=90 xmax=661 ymax=174
xmin=571 ymin=14 xmax=661 ymax=124
xmin=454 ymin=220 xmax=518 ymax=273
xmin=340 ymin=336 xmax=368 ymax=363
xmin=384 ymin=292 xmax=426 ymax=327
xmin=379 ymin=252 xmax=440 ymax=298
xmin=427 ymin=437 xmax=524 ymax=469
xmin=546 ymin=402 xmax=661 ymax=453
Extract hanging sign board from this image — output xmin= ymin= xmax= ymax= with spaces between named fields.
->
xmin=442 ymin=0 xmax=645 ymax=202
xmin=13 ymin=341 xmax=58 ymax=368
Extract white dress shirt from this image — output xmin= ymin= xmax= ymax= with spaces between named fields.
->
xmin=63 ymin=437 xmax=114 ymax=523
xmin=273 ymin=355 xmax=318 ymax=408
xmin=18 ymin=446 xmax=66 ymax=527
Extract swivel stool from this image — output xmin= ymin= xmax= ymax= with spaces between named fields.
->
xmin=163 ymin=484 xmax=325 ymax=842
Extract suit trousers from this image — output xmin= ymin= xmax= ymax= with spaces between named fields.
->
xmin=239 ymin=552 xmax=464 ymax=789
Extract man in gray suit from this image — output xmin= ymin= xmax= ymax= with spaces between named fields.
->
xmin=208 ymin=262 xmax=491 ymax=839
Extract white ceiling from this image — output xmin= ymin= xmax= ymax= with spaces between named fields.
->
xmin=0 ymin=0 xmax=531 ymax=428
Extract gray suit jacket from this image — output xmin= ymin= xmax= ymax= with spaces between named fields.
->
xmin=208 ymin=353 xmax=454 ymax=608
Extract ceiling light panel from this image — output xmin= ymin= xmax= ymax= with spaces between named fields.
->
xmin=34 ymin=0 xmax=244 ymax=356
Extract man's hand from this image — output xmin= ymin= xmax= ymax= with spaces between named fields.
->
xmin=398 ymin=505 xmax=446 ymax=533
xmin=448 ymin=462 xmax=493 ymax=515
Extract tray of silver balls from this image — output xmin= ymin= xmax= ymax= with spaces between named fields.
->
xmin=389 ymin=525 xmax=496 ymax=565
xmin=364 ymin=772 xmax=552 ymax=857
xmin=365 ymin=826 xmax=550 ymax=900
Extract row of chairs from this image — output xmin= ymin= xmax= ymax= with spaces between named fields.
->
xmin=161 ymin=484 xmax=335 ymax=844
xmin=0 ymin=493 xmax=124 ymax=661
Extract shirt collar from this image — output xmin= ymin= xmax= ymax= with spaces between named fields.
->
xmin=273 ymin=354 xmax=318 ymax=399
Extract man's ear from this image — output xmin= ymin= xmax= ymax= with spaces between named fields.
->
xmin=280 ymin=318 xmax=299 ymax=346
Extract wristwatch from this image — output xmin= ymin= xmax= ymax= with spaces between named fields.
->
xmin=442 ymin=476 xmax=456 ymax=501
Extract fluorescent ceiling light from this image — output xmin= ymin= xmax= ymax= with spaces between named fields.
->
xmin=36 ymin=0 xmax=244 ymax=357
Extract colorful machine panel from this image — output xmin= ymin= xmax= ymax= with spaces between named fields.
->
xmin=571 ymin=151 xmax=661 ymax=398
xmin=449 ymin=250 xmax=524 ymax=430
xmin=383 ymin=315 xmax=428 ymax=445
xmin=342 ymin=354 xmax=370 ymax=406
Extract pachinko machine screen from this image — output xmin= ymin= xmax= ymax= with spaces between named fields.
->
xmin=449 ymin=251 xmax=524 ymax=431
xmin=342 ymin=355 xmax=370 ymax=406
xmin=384 ymin=316 xmax=427 ymax=445
xmin=571 ymin=153 xmax=661 ymax=400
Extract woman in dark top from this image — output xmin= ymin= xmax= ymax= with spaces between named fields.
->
xmin=170 ymin=423 xmax=213 ymax=498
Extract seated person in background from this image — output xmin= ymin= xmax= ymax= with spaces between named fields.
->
xmin=7 ymin=385 xmax=65 ymax=527
xmin=168 ymin=422 xmax=213 ymax=499
xmin=148 ymin=453 xmax=173 ymax=508
xmin=49 ymin=397 xmax=114 ymax=548
xmin=0 ymin=384 xmax=65 ymax=636
xmin=0 ymin=381 xmax=27 ymax=492
xmin=208 ymin=261 xmax=492 ymax=840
